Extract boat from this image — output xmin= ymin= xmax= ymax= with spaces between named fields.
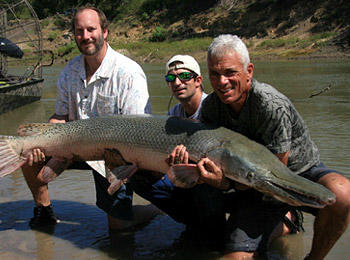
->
xmin=0 ymin=0 xmax=46 ymax=114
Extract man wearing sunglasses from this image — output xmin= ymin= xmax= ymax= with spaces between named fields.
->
xmin=130 ymin=55 xmax=226 ymax=249
xmin=163 ymin=55 xmax=226 ymax=248
xmin=165 ymin=55 xmax=207 ymax=120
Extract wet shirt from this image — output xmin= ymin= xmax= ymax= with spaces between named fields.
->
xmin=200 ymin=79 xmax=320 ymax=174
xmin=167 ymin=92 xmax=208 ymax=120
xmin=55 ymin=44 xmax=151 ymax=121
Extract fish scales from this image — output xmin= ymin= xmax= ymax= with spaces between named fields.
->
xmin=0 ymin=115 xmax=336 ymax=208
xmin=67 ymin=115 xmax=219 ymax=158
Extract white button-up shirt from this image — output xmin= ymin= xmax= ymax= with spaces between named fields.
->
xmin=55 ymin=45 xmax=151 ymax=120
xmin=54 ymin=45 xmax=151 ymax=175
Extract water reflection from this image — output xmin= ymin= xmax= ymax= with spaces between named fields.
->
xmin=0 ymin=60 xmax=349 ymax=259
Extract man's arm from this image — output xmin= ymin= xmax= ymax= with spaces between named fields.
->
xmin=195 ymin=151 xmax=290 ymax=191
xmin=197 ymin=158 xmax=231 ymax=190
xmin=49 ymin=114 xmax=68 ymax=123
xmin=118 ymin=69 xmax=150 ymax=115
xmin=275 ymin=151 xmax=290 ymax=166
xmin=197 ymin=158 xmax=249 ymax=190
xmin=165 ymin=144 xmax=245 ymax=191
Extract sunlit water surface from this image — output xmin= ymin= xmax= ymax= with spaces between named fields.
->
xmin=0 ymin=59 xmax=349 ymax=259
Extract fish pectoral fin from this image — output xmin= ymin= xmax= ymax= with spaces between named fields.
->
xmin=106 ymin=164 xmax=138 ymax=195
xmin=107 ymin=178 xmax=124 ymax=195
xmin=104 ymin=148 xmax=128 ymax=169
xmin=38 ymin=157 xmax=71 ymax=183
xmin=17 ymin=123 xmax=56 ymax=137
xmin=104 ymin=148 xmax=135 ymax=195
xmin=167 ymin=164 xmax=199 ymax=188
xmin=110 ymin=164 xmax=138 ymax=180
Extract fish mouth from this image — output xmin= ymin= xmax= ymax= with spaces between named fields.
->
xmin=258 ymin=179 xmax=336 ymax=208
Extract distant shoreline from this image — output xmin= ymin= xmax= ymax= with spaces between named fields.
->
xmin=49 ymin=44 xmax=350 ymax=66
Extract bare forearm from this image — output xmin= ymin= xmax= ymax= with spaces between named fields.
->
xmin=49 ymin=114 xmax=68 ymax=123
xmin=275 ymin=151 xmax=290 ymax=166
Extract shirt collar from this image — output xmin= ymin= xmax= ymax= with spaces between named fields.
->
xmin=77 ymin=44 xmax=112 ymax=82
xmin=95 ymin=44 xmax=113 ymax=79
xmin=240 ymin=78 xmax=255 ymax=107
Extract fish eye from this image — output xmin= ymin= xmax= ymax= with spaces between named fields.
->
xmin=247 ymin=171 xmax=254 ymax=181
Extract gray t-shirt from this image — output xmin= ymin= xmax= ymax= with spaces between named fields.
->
xmin=167 ymin=92 xmax=208 ymax=120
xmin=200 ymin=79 xmax=320 ymax=174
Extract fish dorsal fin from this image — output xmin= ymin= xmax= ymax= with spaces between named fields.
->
xmin=17 ymin=123 xmax=55 ymax=137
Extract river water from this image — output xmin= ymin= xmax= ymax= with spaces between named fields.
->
xmin=0 ymin=60 xmax=349 ymax=259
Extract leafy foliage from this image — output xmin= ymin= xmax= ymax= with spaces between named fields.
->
xmin=31 ymin=0 xmax=127 ymax=20
xmin=29 ymin=0 xmax=218 ymax=23
xmin=149 ymin=26 xmax=166 ymax=42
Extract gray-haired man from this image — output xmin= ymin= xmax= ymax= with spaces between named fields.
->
xmin=197 ymin=34 xmax=350 ymax=259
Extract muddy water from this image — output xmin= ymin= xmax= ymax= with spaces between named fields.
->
xmin=0 ymin=60 xmax=349 ymax=259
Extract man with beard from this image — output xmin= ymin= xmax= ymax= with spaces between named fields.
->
xmin=22 ymin=5 xmax=159 ymax=231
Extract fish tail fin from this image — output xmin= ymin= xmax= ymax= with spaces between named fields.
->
xmin=0 ymin=135 xmax=26 ymax=177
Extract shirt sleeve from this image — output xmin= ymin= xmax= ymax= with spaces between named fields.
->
xmin=54 ymin=68 xmax=70 ymax=116
xmin=199 ymin=94 xmax=218 ymax=125
xmin=257 ymin=100 xmax=292 ymax=154
xmin=167 ymin=104 xmax=182 ymax=117
xmin=119 ymin=69 xmax=151 ymax=115
xmin=167 ymin=107 xmax=174 ymax=116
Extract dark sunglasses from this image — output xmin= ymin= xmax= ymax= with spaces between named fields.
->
xmin=165 ymin=72 xmax=197 ymax=82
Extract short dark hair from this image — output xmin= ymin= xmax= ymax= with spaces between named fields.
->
xmin=71 ymin=5 xmax=109 ymax=33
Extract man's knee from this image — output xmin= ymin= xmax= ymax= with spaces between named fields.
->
xmin=318 ymin=172 xmax=350 ymax=213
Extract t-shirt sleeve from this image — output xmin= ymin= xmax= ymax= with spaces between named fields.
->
xmin=257 ymin=100 xmax=292 ymax=154
xmin=167 ymin=104 xmax=182 ymax=117
xmin=199 ymin=94 xmax=215 ymax=124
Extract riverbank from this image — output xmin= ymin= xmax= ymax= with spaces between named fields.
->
xmin=37 ymin=0 xmax=350 ymax=65
xmin=47 ymin=34 xmax=350 ymax=66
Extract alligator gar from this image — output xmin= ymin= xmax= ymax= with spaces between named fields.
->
xmin=0 ymin=115 xmax=335 ymax=208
